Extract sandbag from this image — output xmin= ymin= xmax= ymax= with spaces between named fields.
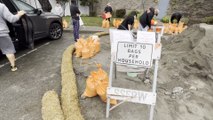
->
xmin=156 ymin=27 xmax=162 ymax=33
xmin=74 ymin=42 xmax=83 ymax=57
xmin=81 ymin=47 xmax=90 ymax=59
xmin=94 ymin=41 xmax=100 ymax=53
xmin=102 ymin=20 xmax=110 ymax=28
xmin=82 ymin=64 xmax=117 ymax=104
xmin=134 ymin=20 xmax=139 ymax=29
xmin=113 ymin=19 xmax=123 ymax=28
xmin=75 ymin=37 xmax=101 ymax=59
xmin=163 ymin=22 xmax=187 ymax=35
xmin=83 ymin=76 xmax=98 ymax=97
xmin=41 ymin=90 xmax=64 ymax=120
xmin=63 ymin=19 xmax=68 ymax=28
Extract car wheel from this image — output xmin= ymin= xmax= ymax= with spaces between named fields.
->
xmin=49 ymin=23 xmax=62 ymax=40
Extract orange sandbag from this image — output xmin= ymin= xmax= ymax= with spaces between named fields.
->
xmin=95 ymin=64 xmax=117 ymax=105
xmin=148 ymin=29 xmax=154 ymax=32
xmin=163 ymin=23 xmax=169 ymax=34
xmin=83 ymin=64 xmax=117 ymax=104
xmin=74 ymin=42 xmax=83 ymax=57
xmin=78 ymin=38 xmax=87 ymax=46
xmin=83 ymin=76 xmax=98 ymax=97
xmin=113 ymin=19 xmax=116 ymax=27
xmin=116 ymin=19 xmax=123 ymax=28
xmin=102 ymin=20 xmax=105 ymax=28
xmin=88 ymin=42 xmax=96 ymax=57
xmin=151 ymin=19 xmax=155 ymax=25
xmin=113 ymin=19 xmax=122 ymax=28
xmin=96 ymin=81 xmax=117 ymax=105
xmin=156 ymin=27 xmax=162 ymax=33
xmin=94 ymin=41 xmax=100 ymax=53
xmin=94 ymin=64 xmax=108 ymax=81
xmin=91 ymin=35 xmax=101 ymax=53
xmin=134 ymin=20 xmax=139 ymax=29
xmin=105 ymin=20 xmax=110 ymax=28
xmin=81 ymin=47 xmax=90 ymax=59
xmin=102 ymin=20 xmax=110 ymax=28
xmin=177 ymin=22 xmax=184 ymax=33
xmin=63 ymin=19 xmax=68 ymax=28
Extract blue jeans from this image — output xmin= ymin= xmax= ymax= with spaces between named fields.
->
xmin=72 ymin=19 xmax=80 ymax=41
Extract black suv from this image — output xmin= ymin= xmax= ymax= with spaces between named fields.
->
xmin=0 ymin=0 xmax=63 ymax=49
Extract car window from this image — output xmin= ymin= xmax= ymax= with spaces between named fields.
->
xmin=13 ymin=0 xmax=35 ymax=13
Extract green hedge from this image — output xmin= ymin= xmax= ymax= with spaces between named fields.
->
xmin=203 ymin=16 xmax=213 ymax=24
xmin=161 ymin=16 xmax=170 ymax=23
xmin=116 ymin=9 xmax=126 ymax=18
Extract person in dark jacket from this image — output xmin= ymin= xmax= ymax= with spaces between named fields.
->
xmin=118 ymin=11 xmax=137 ymax=30
xmin=139 ymin=7 xmax=159 ymax=31
xmin=0 ymin=3 xmax=25 ymax=71
xmin=70 ymin=0 xmax=81 ymax=42
xmin=104 ymin=3 xmax=113 ymax=22
xmin=171 ymin=12 xmax=182 ymax=24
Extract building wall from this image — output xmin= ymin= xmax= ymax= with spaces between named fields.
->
xmin=95 ymin=0 xmax=157 ymax=15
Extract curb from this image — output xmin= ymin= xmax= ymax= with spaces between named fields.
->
xmin=63 ymin=29 xmax=104 ymax=34
xmin=63 ymin=27 xmax=108 ymax=34
xmin=95 ymin=32 xmax=109 ymax=37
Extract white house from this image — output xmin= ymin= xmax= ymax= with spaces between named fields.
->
xmin=23 ymin=0 xmax=89 ymax=16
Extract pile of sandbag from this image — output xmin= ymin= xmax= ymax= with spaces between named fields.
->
xmin=102 ymin=19 xmax=110 ymax=28
xmin=82 ymin=64 xmax=117 ymax=105
xmin=164 ymin=22 xmax=188 ymax=34
xmin=74 ymin=36 xmax=101 ymax=59
xmin=133 ymin=20 xmax=139 ymax=29
xmin=63 ymin=19 xmax=68 ymax=29
xmin=113 ymin=19 xmax=123 ymax=28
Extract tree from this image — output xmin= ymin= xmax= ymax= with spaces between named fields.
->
xmin=57 ymin=0 xmax=70 ymax=16
xmin=38 ymin=0 xmax=52 ymax=12
xmin=79 ymin=0 xmax=98 ymax=16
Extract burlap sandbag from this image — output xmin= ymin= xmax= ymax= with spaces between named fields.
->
xmin=41 ymin=90 xmax=64 ymax=120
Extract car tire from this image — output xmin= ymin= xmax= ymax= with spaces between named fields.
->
xmin=49 ymin=22 xmax=63 ymax=40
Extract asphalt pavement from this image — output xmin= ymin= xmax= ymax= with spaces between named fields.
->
xmin=0 ymin=32 xmax=75 ymax=120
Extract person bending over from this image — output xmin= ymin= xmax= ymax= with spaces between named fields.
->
xmin=139 ymin=7 xmax=159 ymax=31
xmin=171 ymin=12 xmax=182 ymax=24
xmin=118 ymin=11 xmax=137 ymax=31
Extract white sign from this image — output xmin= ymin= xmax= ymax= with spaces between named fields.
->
xmin=110 ymin=29 xmax=133 ymax=55
xmin=116 ymin=42 xmax=154 ymax=68
xmin=137 ymin=31 xmax=156 ymax=44
xmin=153 ymin=43 xmax=162 ymax=60
xmin=107 ymin=87 xmax=156 ymax=105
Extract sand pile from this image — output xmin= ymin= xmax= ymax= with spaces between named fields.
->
xmin=168 ymin=0 xmax=213 ymax=24
xmin=161 ymin=24 xmax=213 ymax=81
xmin=155 ymin=23 xmax=213 ymax=120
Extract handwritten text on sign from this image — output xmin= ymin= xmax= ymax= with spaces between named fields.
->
xmin=116 ymin=42 xmax=154 ymax=68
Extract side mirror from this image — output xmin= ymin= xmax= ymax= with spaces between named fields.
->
xmin=34 ymin=9 xmax=42 ymax=15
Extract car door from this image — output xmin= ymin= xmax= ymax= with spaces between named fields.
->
xmin=12 ymin=0 xmax=47 ymax=40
